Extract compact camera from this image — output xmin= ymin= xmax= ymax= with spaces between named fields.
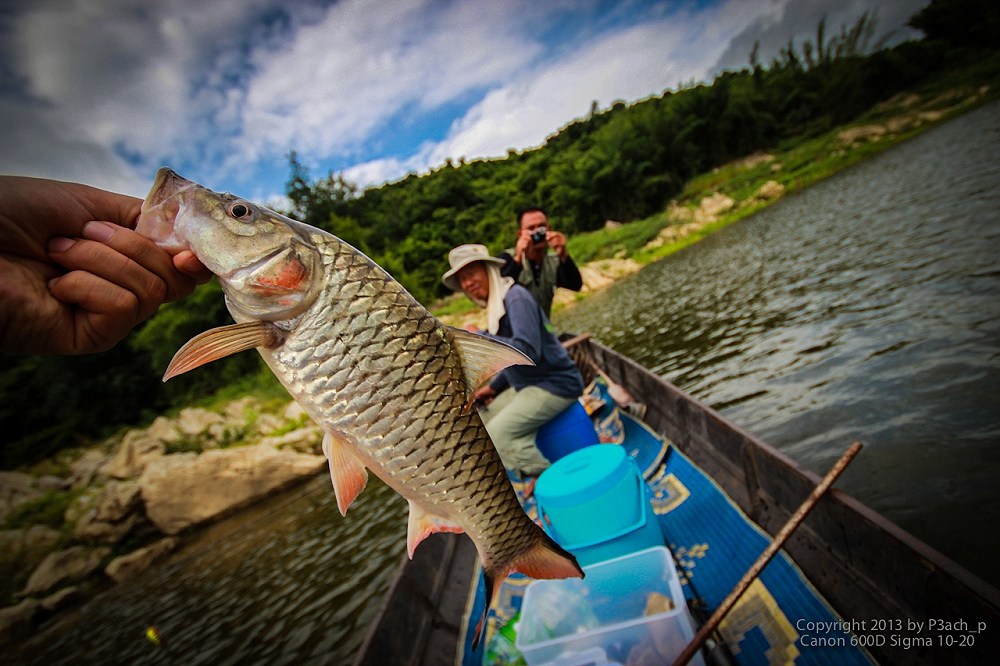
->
xmin=530 ymin=226 xmax=548 ymax=244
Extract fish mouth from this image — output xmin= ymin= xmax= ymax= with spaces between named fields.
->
xmin=137 ymin=167 xmax=199 ymax=252
xmin=142 ymin=167 xmax=194 ymax=212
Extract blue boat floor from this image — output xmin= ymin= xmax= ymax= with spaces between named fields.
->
xmin=458 ymin=402 xmax=873 ymax=665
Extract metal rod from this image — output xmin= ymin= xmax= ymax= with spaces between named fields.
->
xmin=672 ymin=440 xmax=864 ymax=666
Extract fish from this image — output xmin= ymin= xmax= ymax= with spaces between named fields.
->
xmin=136 ymin=167 xmax=583 ymax=648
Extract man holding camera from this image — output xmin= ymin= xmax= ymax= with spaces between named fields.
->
xmin=499 ymin=206 xmax=583 ymax=318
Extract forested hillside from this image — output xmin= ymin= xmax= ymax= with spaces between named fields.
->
xmin=3 ymin=0 xmax=998 ymax=468
xmin=284 ymin=7 xmax=983 ymax=303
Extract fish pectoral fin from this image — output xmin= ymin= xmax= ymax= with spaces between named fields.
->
xmin=449 ymin=327 xmax=534 ymax=394
xmin=163 ymin=321 xmax=285 ymax=381
xmin=322 ymin=431 xmax=369 ymax=516
xmin=405 ymin=501 xmax=464 ymax=559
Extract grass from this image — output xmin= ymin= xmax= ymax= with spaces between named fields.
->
xmin=2 ymin=488 xmax=81 ymax=531
xmin=566 ymin=213 xmax=669 ymax=264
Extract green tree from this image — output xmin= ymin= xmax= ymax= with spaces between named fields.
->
xmin=909 ymin=0 xmax=1000 ymax=48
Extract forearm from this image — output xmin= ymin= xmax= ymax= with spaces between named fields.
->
xmin=557 ymin=256 xmax=583 ymax=291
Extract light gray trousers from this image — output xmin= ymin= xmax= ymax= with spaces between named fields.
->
xmin=478 ymin=386 xmax=576 ymax=476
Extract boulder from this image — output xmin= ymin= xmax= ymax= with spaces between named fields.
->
xmin=101 ymin=429 xmax=166 ymax=480
xmin=757 ymin=180 xmax=785 ymax=200
xmin=145 ymin=415 xmax=183 ymax=444
xmin=175 ymin=407 xmax=225 ymax=437
xmin=139 ymin=445 xmax=325 ymax=535
xmin=0 ymin=526 xmax=62 ymax=571
xmin=838 ymin=124 xmax=886 ymax=145
xmin=35 ymin=475 xmax=70 ymax=491
xmin=665 ymin=202 xmax=693 ymax=224
xmin=0 ymin=587 xmax=80 ymax=647
xmin=74 ymin=512 xmax=139 ymax=543
xmin=253 ymin=413 xmax=285 ymax=436
xmin=68 ymin=449 xmax=111 ymax=488
xmin=0 ymin=471 xmax=39 ymax=523
xmin=697 ymin=192 xmax=735 ymax=220
xmin=0 ymin=598 xmax=40 ymax=646
xmin=70 ymin=488 xmax=141 ymax=543
xmin=283 ymin=400 xmax=308 ymax=422
xmin=223 ymin=396 xmax=259 ymax=422
xmin=20 ymin=545 xmax=110 ymax=597
xmin=94 ymin=479 xmax=140 ymax=522
xmin=259 ymin=426 xmax=324 ymax=453
xmin=104 ymin=537 xmax=179 ymax=583
xmin=39 ymin=586 xmax=81 ymax=613
xmin=0 ymin=526 xmax=62 ymax=599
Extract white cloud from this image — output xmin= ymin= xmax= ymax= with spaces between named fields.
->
xmin=234 ymin=0 xmax=546 ymax=173
xmin=0 ymin=0 xmax=315 ymax=193
xmin=414 ymin=1 xmax=774 ymax=174
xmin=343 ymin=156 xmax=416 ymax=189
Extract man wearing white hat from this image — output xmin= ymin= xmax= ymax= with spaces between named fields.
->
xmin=442 ymin=244 xmax=584 ymax=481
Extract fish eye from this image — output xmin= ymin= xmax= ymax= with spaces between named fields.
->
xmin=228 ymin=202 xmax=253 ymax=220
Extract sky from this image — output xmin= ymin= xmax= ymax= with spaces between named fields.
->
xmin=0 ymin=0 xmax=929 ymax=203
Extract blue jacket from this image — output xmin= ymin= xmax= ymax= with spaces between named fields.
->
xmin=486 ymin=285 xmax=584 ymax=398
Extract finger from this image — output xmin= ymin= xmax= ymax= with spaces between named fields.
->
xmin=172 ymin=250 xmax=213 ymax=285
xmin=82 ymin=222 xmax=199 ymax=301
xmin=48 ymin=233 xmax=166 ymax=322
xmin=47 ymin=271 xmax=140 ymax=353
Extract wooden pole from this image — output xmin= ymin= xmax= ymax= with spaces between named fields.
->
xmin=672 ymin=441 xmax=864 ymax=666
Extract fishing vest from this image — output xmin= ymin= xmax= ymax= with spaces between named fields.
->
xmin=505 ymin=249 xmax=561 ymax=317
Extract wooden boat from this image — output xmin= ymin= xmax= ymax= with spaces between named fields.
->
xmin=355 ymin=334 xmax=1000 ymax=665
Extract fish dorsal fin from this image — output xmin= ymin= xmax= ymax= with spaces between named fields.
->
xmin=405 ymin=500 xmax=464 ymax=559
xmin=449 ymin=327 xmax=534 ymax=393
xmin=163 ymin=321 xmax=285 ymax=381
xmin=321 ymin=431 xmax=369 ymax=516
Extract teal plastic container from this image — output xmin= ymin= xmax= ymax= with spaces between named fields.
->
xmin=535 ymin=445 xmax=663 ymax=566
xmin=535 ymin=401 xmax=599 ymax=463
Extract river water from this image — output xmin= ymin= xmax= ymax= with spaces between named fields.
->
xmin=12 ymin=102 xmax=1000 ymax=664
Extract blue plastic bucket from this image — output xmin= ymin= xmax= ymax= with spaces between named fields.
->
xmin=535 ymin=401 xmax=599 ymax=462
xmin=535 ymin=446 xmax=663 ymax=565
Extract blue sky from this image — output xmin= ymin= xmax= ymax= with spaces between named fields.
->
xmin=0 ymin=0 xmax=927 ymax=203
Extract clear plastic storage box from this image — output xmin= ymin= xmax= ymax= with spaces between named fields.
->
xmin=516 ymin=547 xmax=703 ymax=666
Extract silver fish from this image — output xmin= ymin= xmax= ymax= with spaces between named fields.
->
xmin=137 ymin=168 xmax=582 ymax=647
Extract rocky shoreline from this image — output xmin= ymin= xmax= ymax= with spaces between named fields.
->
xmin=0 ymin=398 xmax=326 ymax=646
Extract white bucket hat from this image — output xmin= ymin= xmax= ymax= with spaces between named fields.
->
xmin=442 ymin=244 xmax=505 ymax=292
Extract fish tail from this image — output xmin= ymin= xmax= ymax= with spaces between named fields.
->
xmin=473 ymin=533 xmax=583 ymax=650
xmin=512 ymin=530 xmax=584 ymax=580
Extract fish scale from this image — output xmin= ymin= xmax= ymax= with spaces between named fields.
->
xmin=137 ymin=167 xmax=582 ymax=648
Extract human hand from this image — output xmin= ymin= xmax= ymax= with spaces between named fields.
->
xmin=547 ymin=230 xmax=568 ymax=260
xmin=0 ymin=175 xmax=211 ymax=354
xmin=514 ymin=229 xmax=533 ymax=262
xmin=472 ymin=384 xmax=498 ymax=407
